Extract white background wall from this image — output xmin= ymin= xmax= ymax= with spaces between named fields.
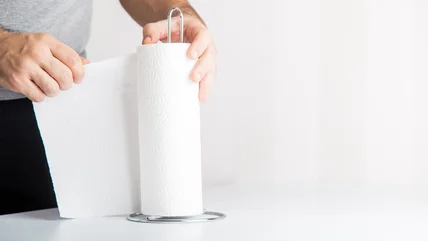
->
xmin=87 ymin=0 xmax=428 ymax=187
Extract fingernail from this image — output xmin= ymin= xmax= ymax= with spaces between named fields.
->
xmin=191 ymin=51 xmax=198 ymax=60
xmin=143 ymin=36 xmax=151 ymax=44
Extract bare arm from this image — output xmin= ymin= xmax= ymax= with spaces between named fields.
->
xmin=119 ymin=0 xmax=205 ymax=27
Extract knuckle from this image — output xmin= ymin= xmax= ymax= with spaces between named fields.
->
xmin=74 ymin=69 xmax=84 ymax=81
xmin=35 ymin=33 xmax=53 ymax=42
xmin=29 ymin=47 xmax=45 ymax=60
xmin=41 ymin=79 xmax=59 ymax=96
xmin=70 ymin=63 xmax=84 ymax=81
xmin=67 ymin=55 xmax=79 ymax=67
xmin=18 ymin=57 xmax=33 ymax=69
xmin=67 ymin=55 xmax=84 ymax=80
xmin=143 ymin=23 xmax=156 ymax=33
xmin=59 ymin=70 xmax=73 ymax=90
xmin=60 ymin=82 xmax=72 ymax=90
xmin=32 ymin=95 xmax=46 ymax=102
xmin=46 ymin=86 xmax=60 ymax=96
xmin=29 ymin=91 xmax=46 ymax=102
xmin=27 ymin=34 xmax=54 ymax=55
xmin=9 ymin=73 xmax=21 ymax=83
xmin=9 ymin=74 xmax=25 ymax=90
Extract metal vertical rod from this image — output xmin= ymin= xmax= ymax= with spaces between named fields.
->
xmin=167 ymin=7 xmax=184 ymax=43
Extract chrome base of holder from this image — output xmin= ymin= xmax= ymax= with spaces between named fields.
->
xmin=127 ymin=210 xmax=226 ymax=223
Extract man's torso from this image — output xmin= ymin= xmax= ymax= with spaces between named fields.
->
xmin=0 ymin=0 xmax=93 ymax=100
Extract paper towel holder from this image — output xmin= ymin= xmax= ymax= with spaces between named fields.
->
xmin=127 ymin=210 xmax=226 ymax=224
xmin=167 ymin=7 xmax=184 ymax=43
xmin=127 ymin=7 xmax=226 ymax=224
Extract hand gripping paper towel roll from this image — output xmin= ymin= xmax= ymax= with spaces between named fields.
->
xmin=136 ymin=43 xmax=203 ymax=216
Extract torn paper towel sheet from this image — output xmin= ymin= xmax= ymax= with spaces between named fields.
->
xmin=33 ymin=43 xmax=202 ymax=218
xmin=34 ymin=54 xmax=141 ymax=218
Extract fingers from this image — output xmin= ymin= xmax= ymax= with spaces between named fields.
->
xmin=30 ymin=67 xmax=60 ymax=97
xmin=199 ymin=72 xmax=214 ymax=103
xmin=157 ymin=32 xmax=186 ymax=43
xmin=19 ymin=78 xmax=47 ymax=103
xmin=50 ymin=41 xmax=85 ymax=83
xmin=40 ymin=57 xmax=74 ymax=89
xmin=187 ymin=28 xmax=211 ymax=60
xmin=190 ymin=45 xmax=216 ymax=83
xmin=24 ymin=55 xmax=85 ymax=102
xmin=193 ymin=46 xmax=216 ymax=103
xmin=143 ymin=17 xmax=181 ymax=44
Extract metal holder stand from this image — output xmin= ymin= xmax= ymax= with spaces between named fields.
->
xmin=167 ymin=7 xmax=184 ymax=43
xmin=128 ymin=211 xmax=226 ymax=224
xmin=127 ymin=7 xmax=226 ymax=224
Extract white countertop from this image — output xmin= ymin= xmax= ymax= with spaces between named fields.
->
xmin=2 ymin=183 xmax=428 ymax=241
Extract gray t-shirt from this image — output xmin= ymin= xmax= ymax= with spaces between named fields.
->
xmin=0 ymin=0 xmax=93 ymax=100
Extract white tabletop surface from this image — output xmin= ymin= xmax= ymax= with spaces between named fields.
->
xmin=2 ymin=183 xmax=428 ymax=241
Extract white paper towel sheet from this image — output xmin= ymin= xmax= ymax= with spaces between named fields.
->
xmin=33 ymin=43 xmax=202 ymax=218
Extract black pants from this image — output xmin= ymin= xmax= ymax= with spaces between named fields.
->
xmin=0 ymin=98 xmax=57 ymax=215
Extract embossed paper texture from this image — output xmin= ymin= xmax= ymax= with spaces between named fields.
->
xmin=33 ymin=43 xmax=201 ymax=218
xmin=137 ymin=44 xmax=202 ymax=216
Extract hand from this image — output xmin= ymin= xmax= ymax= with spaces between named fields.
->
xmin=0 ymin=32 xmax=89 ymax=102
xmin=142 ymin=15 xmax=216 ymax=103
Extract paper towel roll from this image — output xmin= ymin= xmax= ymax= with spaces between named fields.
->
xmin=137 ymin=43 xmax=203 ymax=216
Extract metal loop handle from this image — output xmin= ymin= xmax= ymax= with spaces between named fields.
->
xmin=167 ymin=7 xmax=184 ymax=43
